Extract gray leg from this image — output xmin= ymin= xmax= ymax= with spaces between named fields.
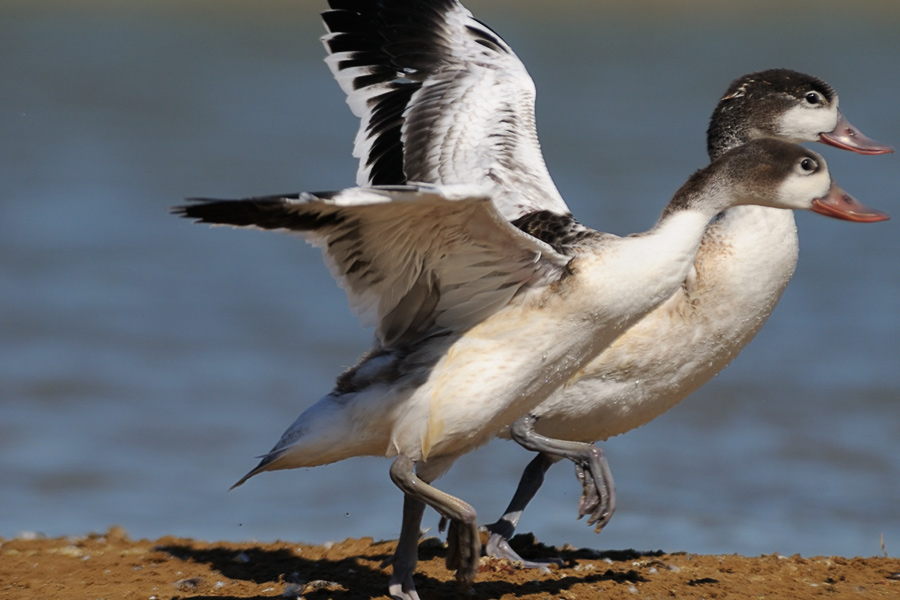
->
xmin=485 ymin=452 xmax=564 ymax=568
xmin=389 ymin=455 xmax=480 ymax=589
xmin=510 ymin=414 xmax=616 ymax=531
xmin=385 ymin=494 xmax=426 ymax=600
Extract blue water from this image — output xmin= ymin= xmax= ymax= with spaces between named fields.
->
xmin=2 ymin=1 xmax=899 ymax=559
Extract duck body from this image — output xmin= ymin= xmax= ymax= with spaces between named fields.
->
xmin=524 ymin=204 xmax=799 ymax=443
xmin=529 ymin=67 xmax=896 ymax=443
xmin=228 ymin=196 xmax=719 ymax=485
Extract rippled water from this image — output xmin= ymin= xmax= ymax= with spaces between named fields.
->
xmin=2 ymin=1 xmax=899 ymax=558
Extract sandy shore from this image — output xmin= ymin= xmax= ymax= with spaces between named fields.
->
xmin=3 ymin=527 xmax=899 ymax=599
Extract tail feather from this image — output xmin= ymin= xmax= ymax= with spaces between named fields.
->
xmin=229 ymin=448 xmax=288 ymax=490
xmin=228 ymin=387 xmax=397 ymax=491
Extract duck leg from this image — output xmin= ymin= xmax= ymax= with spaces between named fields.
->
xmin=510 ymin=414 xmax=616 ymax=531
xmin=384 ymin=493 xmax=426 ymax=600
xmin=389 ymin=455 xmax=480 ymax=589
xmin=485 ymin=452 xmax=564 ymax=568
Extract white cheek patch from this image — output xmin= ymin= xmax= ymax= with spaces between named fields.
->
xmin=775 ymin=169 xmax=832 ymax=210
xmin=777 ymin=103 xmax=840 ymax=141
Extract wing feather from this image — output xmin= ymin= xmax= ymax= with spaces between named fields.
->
xmin=175 ymin=184 xmax=568 ymax=348
xmin=321 ymin=0 xmax=570 ymax=219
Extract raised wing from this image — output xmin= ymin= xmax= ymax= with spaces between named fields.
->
xmin=175 ymin=184 xmax=569 ymax=348
xmin=321 ymin=0 xmax=570 ymax=220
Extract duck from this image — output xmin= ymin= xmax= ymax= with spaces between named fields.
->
xmin=175 ymin=138 xmax=883 ymax=600
xmin=484 ymin=70 xmax=893 ymax=565
xmin=315 ymin=0 xmax=893 ymax=566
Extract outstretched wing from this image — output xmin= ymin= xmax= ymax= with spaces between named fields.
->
xmin=175 ymin=184 xmax=569 ymax=348
xmin=321 ymin=0 xmax=570 ymax=220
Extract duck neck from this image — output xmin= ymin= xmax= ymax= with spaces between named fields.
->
xmin=707 ymin=204 xmax=800 ymax=286
xmin=618 ymin=208 xmax=720 ymax=312
xmin=702 ymin=127 xmax=800 ymax=279
xmin=648 ymin=207 xmax=720 ymax=262
xmin=646 ymin=165 xmax=752 ymax=287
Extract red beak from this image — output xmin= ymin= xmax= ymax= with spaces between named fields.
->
xmin=819 ymin=110 xmax=895 ymax=155
xmin=811 ymin=181 xmax=889 ymax=222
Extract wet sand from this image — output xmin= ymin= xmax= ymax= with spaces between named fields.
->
xmin=3 ymin=527 xmax=899 ymax=599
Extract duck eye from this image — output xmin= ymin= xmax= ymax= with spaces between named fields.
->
xmin=804 ymin=91 xmax=823 ymax=105
xmin=798 ymin=157 xmax=817 ymax=173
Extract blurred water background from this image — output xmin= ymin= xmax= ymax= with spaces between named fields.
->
xmin=2 ymin=0 xmax=899 ymax=558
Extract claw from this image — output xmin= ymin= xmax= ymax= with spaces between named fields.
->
xmin=485 ymin=530 xmax=563 ymax=570
xmin=388 ymin=574 xmax=421 ymax=600
xmin=508 ymin=416 xmax=617 ymax=534
xmin=575 ymin=463 xmax=599 ymax=517
xmin=446 ymin=518 xmax=480 ymax=585
xmin=573 ymin=451 xmax=616 ymax=531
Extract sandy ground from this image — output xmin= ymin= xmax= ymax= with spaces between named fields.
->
xmin=3 ymin=527 xmax=899 ymax=599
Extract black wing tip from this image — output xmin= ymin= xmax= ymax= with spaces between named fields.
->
xmin=170 ymin=192 xmax=346 ymax=231
xmin=170 ymin=197 xmax=234 ymax=222
xmin=171 ymin=193 xmax=308 ymax=218
xmin=170 ymin=197 xmax=265 ymax=227
xmin=171 ymin=196 xmax=206 ymax=214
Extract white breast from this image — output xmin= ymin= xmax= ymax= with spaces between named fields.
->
xmin=524 ymin=205 xmax=799 ymax=442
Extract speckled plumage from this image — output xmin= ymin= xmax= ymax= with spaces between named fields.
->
xmin=511 ymin=211 xmax=601 ymax=252
xmin=707 ymin=70 xmax=837 ymax=158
